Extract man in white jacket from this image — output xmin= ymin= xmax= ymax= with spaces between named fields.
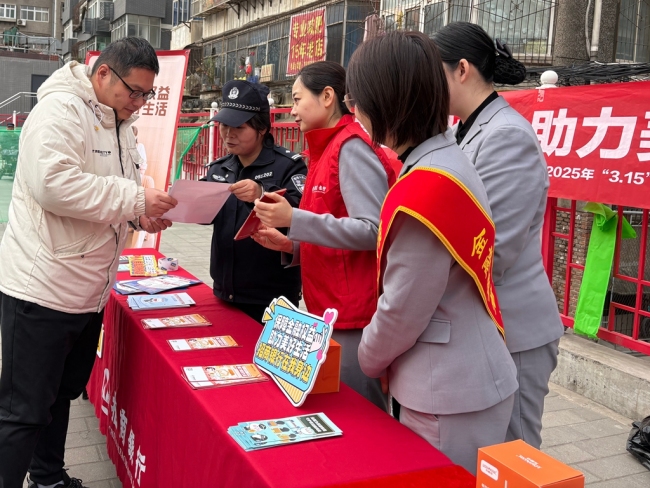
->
xmin=0 ymin=38 xmax=177 ymax=488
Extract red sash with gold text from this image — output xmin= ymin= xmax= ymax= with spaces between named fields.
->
xmin=377 ymin=167 xmax=505 ymax=339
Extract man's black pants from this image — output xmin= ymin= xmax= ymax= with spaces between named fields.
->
xmin=0 ymin=292 xmax=103 ymax=488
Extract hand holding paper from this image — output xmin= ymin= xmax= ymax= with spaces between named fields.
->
xmin=230 ymin=179 xmax=263 ymax=203
xmin=253 ymin=191 xmax=293 ymax=228
xmin=161 ymin=180 xmax=232 ymax=224
xmin=145 ymin=188 xmax=177 ymax=218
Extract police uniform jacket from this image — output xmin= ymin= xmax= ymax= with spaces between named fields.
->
xmin=205 ymin=140 xmax=306 ymax=305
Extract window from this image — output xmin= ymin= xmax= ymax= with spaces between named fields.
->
xmin=112 ymin=15 xmax=161 ymax=48
xmin=423 ymin=2 xmax=445 ymax=37
xmin=111 ymin=15 xmax=127 ymax=42
xmin=20 ymin=5 xmax=49 ymax=22
xmin=64 ymin=21 xmax=74 ymax=40
xmin=405 ymin=7 xmax=420 ymax=32
xmin=173 ymin=0 xmax=190 ymax=26
xmin=617 ymin=0 xmax=650 ymax=62
xmin=0 ymin=3 xmax=16 ymax=19
xmin=88 ymin=0 xmax=98 ymax=19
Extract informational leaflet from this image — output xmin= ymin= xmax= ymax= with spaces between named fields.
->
xmin=161 ymin=180 xmax=231 ymax=224
xmin=168 ymin=336 xmax=238 ymax=351
xmin=127 ymin=292 xmax=195 ymax=311
xmin=227 ymin=413 xmax=342 ymax=451
xmin=182 ymin=364 xmax=267 ymax=389
xmin=128 ymin=255 xmax=166 ymax=276
xmin=141 ymin=314 xmax=211 ymax=330
xmin=115 ymin=276 xmax=201 ymax=295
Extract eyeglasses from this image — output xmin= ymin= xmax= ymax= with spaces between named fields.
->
xmin=109 ymin=67 xmax=156 ymax=101
xmin=343 ymin=94 xmax=355 ymax=112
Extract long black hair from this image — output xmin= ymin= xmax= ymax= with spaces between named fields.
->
xmin=296 ymin=61 xmax=351 ymax=117
xmin=433 ymin=22 xmax=526 ymax=85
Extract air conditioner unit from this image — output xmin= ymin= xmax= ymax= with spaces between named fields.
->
xmin=16 ymin=19 xmax=26 ymax=26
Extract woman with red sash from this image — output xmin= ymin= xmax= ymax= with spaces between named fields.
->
xmin=347 ymin=31 xmax=518 ymax=474
xmin=252 ymin=61 xmax=397 ymax=411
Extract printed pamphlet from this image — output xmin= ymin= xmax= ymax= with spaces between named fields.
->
xmin=128 ymin=255 xmax=166 ymax=277
xmin=227 ymin=413 xmax=342 ymax=451
xmin=127 ymin=292 xmax=195 ymax=311
xmin=182 ymin=364 xmax=267 ymax=389
xmin=168 ymin=336 xmax=238 ymax=351
xmin=141 ymin=314 xmax=211 ymax=330
xmin=115 ymin=276 xmax=201 ymax=295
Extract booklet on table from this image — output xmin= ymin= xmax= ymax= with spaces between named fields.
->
xmin=168 ymin=335 xmax=238 ymax=351
xmin=141 ymin=313 xmax=211 ymax=329
xmin=227 ymin=413 xmax=342 ymax=451
xmin=127 ymin=292 xmax=195 ymax=311
xmin=181 ymin=364 xmax=267 ymax=389
xmin=115 ymin=276 xmax=202 ymax=295
xmin=128 ymin=255 xmax=166 ymax=276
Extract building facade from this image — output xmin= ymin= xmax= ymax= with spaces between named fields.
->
xmin=176 ymin=0 xmax=650 ymax=109
xmin=61 ymin=0 xmax=174 ymax=62
xmin=0 ymin=0 xmax=62 ymax=48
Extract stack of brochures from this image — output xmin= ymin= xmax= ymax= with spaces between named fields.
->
xmin=127 ymin=292 xmax=195 ymax=311
xmin=228 ymin=413 xmax=343 ymax=451
xmin=181 ymin=364 xmax=268 ymax=389
xmin=114 ymin=276 xmax=202 ymax=295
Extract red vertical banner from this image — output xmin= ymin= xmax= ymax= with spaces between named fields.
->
xmin=286 ymin=8 xmax=327 ymax=76
xmin=86 ymin=50 xmax=189 ymax=248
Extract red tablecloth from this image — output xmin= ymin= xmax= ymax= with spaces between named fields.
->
xmin=87 ymin=249 xmax=475 ymax=487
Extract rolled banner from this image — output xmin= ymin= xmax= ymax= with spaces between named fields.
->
xmin=574 ymin=203 xmax=636 ymax=339
xmin=158 ymin=257 xmax=179 ymax=272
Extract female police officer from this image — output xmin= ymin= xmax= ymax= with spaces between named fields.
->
xmin=206 ymin=80 xmax=307 ymax=322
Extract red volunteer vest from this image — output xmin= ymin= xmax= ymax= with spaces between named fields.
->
xmin=300 ymin=115 xmax=397 ymax=329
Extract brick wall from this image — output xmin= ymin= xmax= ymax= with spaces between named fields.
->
xmin=552 ymin=201 xmax=593 ymax=317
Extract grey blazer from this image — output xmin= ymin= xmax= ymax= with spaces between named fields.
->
xmin=358 ymin=130 xmax=518 ymax=416
xmin=457 ymin=97 xmax=564 ymax=353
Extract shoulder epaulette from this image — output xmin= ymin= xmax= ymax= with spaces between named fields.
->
xmin=207 ymin=154 xmax=231 ymax=167
xmin=274 ymin=145 xmax=303 ymax=162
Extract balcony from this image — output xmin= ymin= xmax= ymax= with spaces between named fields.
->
xmin=61 ymin=38 xmax=78 ymax=56
xmin=191 ymin=0 xmax=230 ymax=17
xmin=82 ymin=18 xmax=111 ymax=37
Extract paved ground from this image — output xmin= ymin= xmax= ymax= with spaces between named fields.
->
xmin=0 ymin=223 xmax=648 ymax=487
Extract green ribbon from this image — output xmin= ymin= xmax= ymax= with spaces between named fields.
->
xmin=173 ymin=125 xmax=209 ymax=182
xmin=574 ymin=203 xmax=636 ymax=339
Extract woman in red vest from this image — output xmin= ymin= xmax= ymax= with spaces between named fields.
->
xmin=252 ymin=61 xmax=397 ymax=410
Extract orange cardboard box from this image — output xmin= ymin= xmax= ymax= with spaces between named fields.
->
xmin=310 ymin=339 xmax=341 ymax=394
xmin=476 ymin=440 xmax=584 ymax=488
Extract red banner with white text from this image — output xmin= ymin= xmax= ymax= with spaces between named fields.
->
xmin=502 ymin=81 xmax=650 ymax=209
xmin=286 ymin=8 xmax=327 ymax=76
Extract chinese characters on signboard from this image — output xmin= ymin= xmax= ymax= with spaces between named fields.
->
xmin=286 ymin=8 xmax=327 ymax=76
xmin=502 ymin=82 xmax=650 ymax=209
xmin=254 ymin=296 xmax=336 ymax=407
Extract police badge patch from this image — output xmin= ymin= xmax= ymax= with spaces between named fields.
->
xmin=291 ymin=174 xmax=306 ymax=194
xmin=228 ymin=87 xmax=239 ymax=99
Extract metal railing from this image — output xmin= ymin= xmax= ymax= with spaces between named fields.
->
xmin=0 ymin=34 xmax=59 ymax=55
xmin=0 ymin=93 xmax=37 ymax=126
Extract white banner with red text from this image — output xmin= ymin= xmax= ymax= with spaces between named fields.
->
xmin=86 ymin=50 xmax=189 ymax=248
